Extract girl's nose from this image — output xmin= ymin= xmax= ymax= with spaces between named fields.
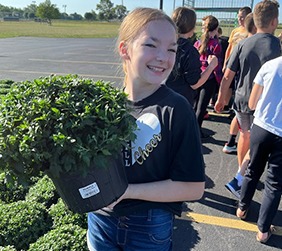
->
xmin=156 ymin=49 xmax=168 ymax=62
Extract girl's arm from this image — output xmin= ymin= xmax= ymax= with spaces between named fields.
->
xmin=249 ymin=83 xmax=263 ymax=110
xmin=191 ymin=55 xmax=218 ymax=90
xmin=108 ymin=180 xmax=205 ymax=208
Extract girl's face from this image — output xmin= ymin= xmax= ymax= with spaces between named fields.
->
xmin=201 ymin=20 xmax=207 ymax=33
xmin=237 ymin=11 xmax=246 ymax=27
xmin=120 ymin=20 xmax=177 ymax=88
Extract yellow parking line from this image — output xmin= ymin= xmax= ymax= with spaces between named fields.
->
xmin=208 ymin=111 xmax=231 ymax=117
xmin=186 ymin=212 xmax=282 ymax=236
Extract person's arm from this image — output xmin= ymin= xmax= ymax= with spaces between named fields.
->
xmin=248 ymin=82 xmax=263 ymax=110
xmin=108 ymin=179 xmax=205 ymax=208
xmin=214 ymin=68 xmax=236 ymax=113
xmin=191 ymin=55 xmax=218 ymax=90
xmin=222 ymin=44 xmax=232 ymax=72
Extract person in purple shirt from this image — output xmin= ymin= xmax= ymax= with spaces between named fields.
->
xmin=194 ymin=15 xmax=223 ymax=138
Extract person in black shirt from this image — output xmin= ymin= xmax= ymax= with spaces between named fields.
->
xmin=166 ymin=7 xmax=218 ymax=106
xmin=87 ymin=8 xmax=205 ymax=251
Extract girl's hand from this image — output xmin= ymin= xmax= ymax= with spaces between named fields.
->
xmin=106 ymin=186 xmax=130 ymax=209
xmin=207 ymin=55 xmax=218 ymax=69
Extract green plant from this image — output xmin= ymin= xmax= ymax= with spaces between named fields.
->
xmin=49 ymin=198 xmax=87 ymax=228
xmin=26 ymin=175 xmax=59 ymax=207
xmin=0 ymin=80 xmax=14 ymax=96
xmin=28 ymin=224 xmax=88 ymax=251
xmin=0 ymin=246 xmax=17 ymax=251
xmin=0 ymin=200 xmax=51 ymax=250
xmin=0 ymin=172 xmax=29 ymax=203
xmin=0 ymin=74 xmax=136 ymax=184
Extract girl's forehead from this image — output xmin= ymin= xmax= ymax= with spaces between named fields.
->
xmin=139 ymin=20 xmax=176 ymax=40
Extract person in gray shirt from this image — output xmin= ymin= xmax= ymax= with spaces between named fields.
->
xmin=215 ymin=0 xmax=281 ymax=198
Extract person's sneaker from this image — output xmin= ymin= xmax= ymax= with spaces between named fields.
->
xmin=225 ymin=178 xmax=241 ymax=199
xmin=222 ymin=143 xmax=237 ymax=154
xmin=207 ymin=103 xmax=215 ymax=109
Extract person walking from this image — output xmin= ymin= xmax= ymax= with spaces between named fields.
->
xmin=236 ymin=55 xmax=282 ymax=243
xmin=194 ymin=15 xmax=223 ymax=138
xmin=222 ymin=6 xmax=252 ymax=154
xmin=87 ymin=7 xmax=205 ymax=251
xmin=215 ymin=0 xmax=281 ymax=198
xmin=166 ymin=7 xmax=218 ymax=106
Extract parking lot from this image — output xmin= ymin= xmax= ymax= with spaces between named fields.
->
xmin=0 ymin=37 xmax=281 ymax=251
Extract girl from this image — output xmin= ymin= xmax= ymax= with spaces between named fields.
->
xmin=87 ymin=8 xmax=205 ymax=251
xmin=194 ymin=15 xmax=223 ymax=138
xmin=166 ymin=7 xmax=218 ymax=106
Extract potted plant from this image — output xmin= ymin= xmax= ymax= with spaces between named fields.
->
xmin=0 ymin=74 xmax=136 ymax=213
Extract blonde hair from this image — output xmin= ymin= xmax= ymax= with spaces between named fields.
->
xmin=198 ymin=15 xmax=219 ymax=55
xmin=117 ymin=8 xmax=177 ymax=85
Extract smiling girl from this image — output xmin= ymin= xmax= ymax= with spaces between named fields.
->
xmin=87 ymin=8 xmax=205 ymax=251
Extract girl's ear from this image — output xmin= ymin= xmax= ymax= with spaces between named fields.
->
xmin=119 ymin=41 xmax=130 ymax=60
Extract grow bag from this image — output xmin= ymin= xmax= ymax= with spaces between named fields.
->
xmin=47 ymin=156 xmax=128 ymax=214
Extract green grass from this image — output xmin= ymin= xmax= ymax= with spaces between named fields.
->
xmin=0 ymin=20 xmax=120 ymax=38
xmin=0 ymin=20 xmax=281 ymax=39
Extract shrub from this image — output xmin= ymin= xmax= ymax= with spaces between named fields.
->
xmin=0 ymin=80 xmax=14 ymax=96
xmin=0 ymin=172 xmax=28 ymax=203
xmin=0 ymin=246 xmax=17 ymax=251
xmin=49 ymin=198 xmax=87 ymax=229
xmin=0 ymin=200 xmax=51 ymax=250
xmin=25 ymin=175 xmax=59 ymax=207
xmin=28 ymin=224 xmax=88 ymax=251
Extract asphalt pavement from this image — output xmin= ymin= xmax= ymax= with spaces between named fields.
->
xmin=0 ymin=37 xmax=281 ymax=251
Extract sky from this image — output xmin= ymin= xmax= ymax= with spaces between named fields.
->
xmin=1 ymin=0 xmax=282 ymax=22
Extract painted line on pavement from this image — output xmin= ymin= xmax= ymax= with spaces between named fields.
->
xmin=0 ymin=69 xmax=123 ymax=80
xmin=29 ymin=58 xmax=121 ymax=65
xmin=186 ymin=212 xmax=282 ymax=236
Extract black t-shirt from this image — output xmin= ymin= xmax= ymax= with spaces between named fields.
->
xmin=166 ymin=37 xmax=202 ymax=105
xmin=112 ymin=85 xmax=205 ymax=216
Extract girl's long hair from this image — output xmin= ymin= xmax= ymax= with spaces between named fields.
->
xmin=198 ymin=15 xmax=219 ymax=55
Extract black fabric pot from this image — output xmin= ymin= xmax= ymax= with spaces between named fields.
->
xmin=47 ymin=156 xmax=128 ymax=214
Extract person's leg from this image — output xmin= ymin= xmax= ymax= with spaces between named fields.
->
xmin=223 ymin=116 xmax=239 ymax=153
xmin=194 ymin=78 xmax=216 ymax=136
xmin=225 ymin=112 xmax=254 ymax=198
xmin=238 ymin=125 xmax=271 ymax=212
xmin=87 ymin=212 xmax=121 ymax=251
xmin=257 ymin=133 xmax=282 ymax=239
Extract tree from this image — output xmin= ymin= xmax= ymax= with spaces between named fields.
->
xmin=23 ymin=3 xmax=37 ymax=19
xmin=84 ymin=12 xmax=94 ymax=21
xmin=96 ymin=0 xmax=115 ymax=21
xmin=69 ymin=12 xmax=83 ymax=20
xmin=114 ymin=5 xmax=128 ymax=20
xmin=36 ymin=0 xmax=60 ymax=25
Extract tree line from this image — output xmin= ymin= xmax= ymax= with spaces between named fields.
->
xmin=0 ymin=0 xmax=128 ymax=24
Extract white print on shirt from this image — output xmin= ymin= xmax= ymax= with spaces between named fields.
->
xmin=124 ymin=113 xmax=161 ymax=167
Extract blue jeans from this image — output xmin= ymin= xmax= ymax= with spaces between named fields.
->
xmin=87 ymin=209 xmax=174 ymax=251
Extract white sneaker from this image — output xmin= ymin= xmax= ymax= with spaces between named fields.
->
xmin=222 ymin=143 xmax=237 ymax=154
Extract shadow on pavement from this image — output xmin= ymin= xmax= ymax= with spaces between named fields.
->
xmin=173 ymin=217 xmax=200 ymax=251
